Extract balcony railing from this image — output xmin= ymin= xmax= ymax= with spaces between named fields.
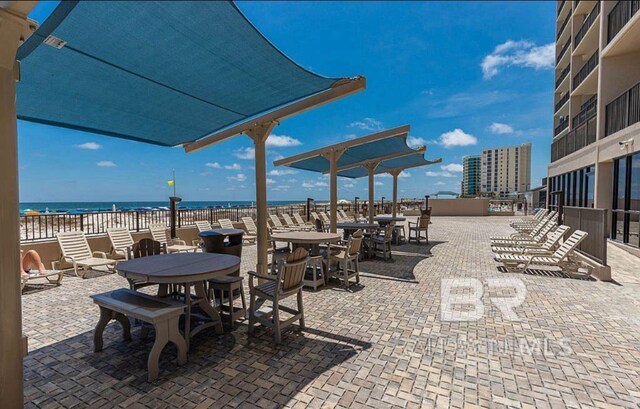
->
xmin=557 ymin=11 xmax=571 ymax=40
xmin=551 ymin=113 xmax=597 ymax=162
xmin=556 ymin=40 xmax=571 ymax=65
xmin=555 ymin=118 xmax=569 ymax=136
xmin=572 ymin=50 xmax=598 ymax=89
xmin=608 ymin=0 xmax=640 ymax=43
xmin=605 ymin=81 xmax=640 ymax=136
xmin=575 ymin=2 xmax=600 ymax=47
xmin=572 ymin=94 xmax=597 ymax=127
xmin=574 ymin=0 xmax=581 ymax=7
xmin=558 ymin=0 xmax=567 ymax=17
xmin=555 ymin=65 xmax=570 ymax=89
xmin=555 ymin=92 xmax=570 ymax=112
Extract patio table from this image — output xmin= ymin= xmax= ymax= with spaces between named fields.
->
xmin=198 ymin=228 xmax=244 ymax=256
xmin=270 ymin=231 xmax=341 ymax=256
xmin=116 ymin=252 xmax=240 ymax=349
xmin=374 ymin=216 xmax=407 ymax=244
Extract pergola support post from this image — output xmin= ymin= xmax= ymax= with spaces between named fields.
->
xmin=246 ymin=121 xmax=277 ymax=275
xmin=390 ymin=169 xmax=401 ymax=218
xmin=0 ymin=6 xmax=33 ymax=407
xmin=365 ymin=162 xmax=379 ymax=224
xmin=324 ymin=149 xmax=345 ymax=233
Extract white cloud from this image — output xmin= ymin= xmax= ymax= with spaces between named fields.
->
xmin=302 ymin=180 xmax=328 ymax=188
xmin=96 ymin=161 xmax=116 ymax=167
xmin=438 ymin=129 xmax=477 ymax=148
xmin=375 ymin=181 xmax=384 ymax=186
xmin=343 ymin=183 xmax=355 ymax=188
xmin=205 ymin=162 xmax=221 ymax=169
xmin=200 ymin=171 xmax=212 ymax=177
xmin=441 ymin=163 xmax=463 ymax=173
xmin=482 ymin=40 xmax=554 ymax=79
xmin=489 ymin=122 xmax=514 ymax=134
xmin=377 ymin=171 xmax=411 ymax=178
xmin=343 ymin=134 xmax=358 ymax=140
xmin=76 ymin=142 xmax=102 ymax=150
xmin=348 ymin=117 xmax=383 ymax=132
xmin=302 ymin=182 xmax=314 ymax=188
xmin=426 ymin=170 xmax=456 ymax=178
xmin=435 ymin=181 xmax=446 ymax=186
xmin=271 ymin=185 xmax=290 ymax=191
xmin=224 ymin=163 xmax=242 ymax=170
xmin=227 ymin=173 xmax=247 ymax=182
xmin=406 ymin=136 xmax=427 ymax=149
xmin=315 ymin=181 xmax=328 ymax=187
xmin=266 ymin=134 xmax=302 ymax=147
xmin=266 ymin=178 xmax=276 ymax=185
xmin=269 ymin=169 xmax=298 ymax=176
xmin=234 ymin=147 xmax=255 ymax=160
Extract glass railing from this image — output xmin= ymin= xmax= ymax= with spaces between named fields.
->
xmin=555 ymin=65 xmax=570 ymax=88
xmin=573 ymin=50 xmax=598 ymax=89
xmin=555 ymin=118 xmax=569 ymax=136
xmin=556 ymin=40 xmax=571 ymax=65
xmin=551 ymin=113 xmax=597 ymax=162
xmin=608 ymin=0 xmax=640 ymax=43
xmin=555 ymin=92 xmax=570 ymax=112
xmin=557 ymin=12 xmax=571 ymax=40
xmin=605 ymin=81 xmax=640 ymax=136
xmin=575 ymin=2 xmax=600 ymax=47
xmin=572 ymin=95 xmax=597 ymax=127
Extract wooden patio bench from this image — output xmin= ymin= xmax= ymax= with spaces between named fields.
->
xmin=91 ymin=288 xmax=187 ymax=382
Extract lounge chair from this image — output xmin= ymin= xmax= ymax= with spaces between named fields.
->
xmin=492 ymin=225 xmax=569 ymax=255
xmin=269 ymin=214 xmax=293 ymax=232
xmin=218 ymin=218 xmax=235 ymax=229
xmin=495 ymin=230 xmax=588 ymax=273
xmin=149 ymin=223 xmax=198 ymax=253
xmin=510 ymin=209 xmax=545 ymax=227
xmin=491 ymin=217 xmax=557 ymax=244
xmin=20 ymin=250 xmax=64 ymax=290
xmin=327 ymin=229 xmax=363 ymax=289
xmin=56 ymin=230 xmax=117 ymax=278
xmin=512 ymin=211 xmax=557 ymax=233
xmin=248 ymin=247 xmax=309 ymax=343
xmin=192 ymin=220 xmax=213 ymax=246
xmin=107 ymin=227 xmax=135 ymax=260
xmin=319 ymin=212 xmax=331 ymax=225
xmin=293 ymin=213 xmax=313 ymax=228
xmin=282 ymin=213 xmax=313 ymax=231
xmin=408 ymin=215 xmax=430 ymax=244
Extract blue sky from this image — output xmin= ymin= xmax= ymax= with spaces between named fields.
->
xmin=19 ymin=1 xmax=555 ymax=203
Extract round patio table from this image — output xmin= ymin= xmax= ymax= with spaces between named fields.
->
xmin=116 ymin=252 xmax=240 ymax=349
xmin=270 ymin=231 xmax=341 ymax=256
xmin=198 ymin=228 xmax=244 ymax=256
xmin=374 ymin=216 xmax=407 ymax=244
xmin=336 ymin=222 xmax=379 ymax=259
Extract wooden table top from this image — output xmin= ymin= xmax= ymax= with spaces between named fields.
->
xmin=198 ymin=228 xmax=245 ymax=237
xmin=116 ymin=252 xmax=240 ymax=284
xmin=374 ymin=216 xmax=406 ymax=222
xmin=270 ymin=231 xmax=341 ymax=244
xmin=336 ymin=222 xmax=379 ymax=230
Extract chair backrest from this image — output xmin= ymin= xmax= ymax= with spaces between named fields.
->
xmin=320 ymin=212 xmax=331 ymax=223
xmin=293 ymin=213 xmax=307 ymax=226
xmin=282 ymin=213 xmax=296 ymax=228
xmin=384 ymin=221 xmax=396 ymax=241
xmin=218 ymin=218 xmax=235 ymax=229
xmin=418 ymin=215 xmax=429 ymax=228
xmin=107 ymin=227 xmax=134 ymax=252
xmin=338 ymin=209 xmax=347 ymax=220
xmin=131 ymin=238 xmax=164 ymax=258
xmin=552 ymin=230 xmax=588 ymax=260
xmin=310 ymin=211 xmax=320 ymax=222
xmin=348 ymin=229 xmax=364 ymax=256
xmin=315 ymin=218 xmax=325 ymax=232
xmin=541 ymin=225 xmax=569 ymax=250
xmin=57 ymin=230 xmax=92 ymax=261
xmin=530 ymin=217 xmax=552 ymax=238
xmin=277 ymin=247 xmax=309 ymax=292
xmin=269 ymin=214 xmax=285 ymax=228
xmin=533 ymin=209 xmax=545 ymax=220
xmin=194 ymin=220 xmax=212 ymax=232
xmin=241 ymin=217 xmax=258 ymax=235
xmin=149 ymin=223 xmax=169 ymax=245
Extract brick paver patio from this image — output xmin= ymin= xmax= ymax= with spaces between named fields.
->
xmin=22 ymin=217 xmax=640 ymax=408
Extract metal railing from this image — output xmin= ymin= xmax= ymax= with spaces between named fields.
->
xmin=557 ymin=11 xmax=572 ymax=40
xmin=555 ymin=118 xmax=569 ymax=136
xmin=20 ymin=203 xmax=362 ymax=242
xmin=574 ymin=1 xmax=600 ymax=47
xmin=605 ymin=81 xmax=640 ymax=137
xmin=558 ymin=0 xmax=567 ymax=17
xmin=572 ymin=94 xmax=597 ymax=127
xmin=556 ymin=40 xmax=571 ymax=65
xmin=608 ymin=0 xmax=640 ymax=43
xmin=551 ymin=113 xmax=597 ymax=162
xmin=572 ymin=50 xmax=598 ymax=89
xmin=555 ymin=65 xmax=570 ymax=89
xmin=555 ymin=92 xmax=570 ymax=112
xmin=563 ymin=206 xmax=608 ymax=265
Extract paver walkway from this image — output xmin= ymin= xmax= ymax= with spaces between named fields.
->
xmin=22 ymin=217 xmax=640 ymax=408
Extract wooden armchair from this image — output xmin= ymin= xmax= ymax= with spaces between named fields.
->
xmin=372 ymin=221 xmax=395 ymax=260
xmin=327 ymin=229 xmax=363 ymax=289
xmin=408 ymin=215 xmax=430 ymax=244
xmin=248 ymin=247 xmax=309 ymax=343
xmin=126 ymin=238 xmax=166 ymax=290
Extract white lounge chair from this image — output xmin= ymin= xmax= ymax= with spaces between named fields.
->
xmin=149 ymin=223 xmax=198 ymax=253
xmin=269 ymin=214 xmax=293 ymax=232
xmin=56 ymin=231 xmax=117 ymax=278
xmin=218 ymin=218 xmax=235 ymax=229
xmin=293 ymin=213 xmax=313 ymax=228
xmin=492 ymin=225 xmax=569 ymax=255
xmin=282 ymin=213 xmax=313 ymax=231
xmin=107 ymin=227 xmax=135 ymax=260
xmin=491 ymin=218 xmax=557 ymax=245
xmin=195 ymin=220 xmax=212 ymax=232
xmin=495 ymin=230 xmax=588 ymax=273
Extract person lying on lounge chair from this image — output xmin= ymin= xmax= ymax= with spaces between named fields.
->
xmin=21 ymin=249 xmax=46 ymax=278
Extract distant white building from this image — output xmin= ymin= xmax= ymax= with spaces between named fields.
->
xmin=481 ymin=143 xmax=531 ymax=196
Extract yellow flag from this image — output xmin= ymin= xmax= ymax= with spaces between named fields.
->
xmin=167 ymin=180 xmax=174 ymax=187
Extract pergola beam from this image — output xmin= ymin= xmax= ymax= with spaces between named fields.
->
xmin=324 ymin=146 xmax=426 ymax=175
xmin=184 ymin=76 xmax=366 ymax=154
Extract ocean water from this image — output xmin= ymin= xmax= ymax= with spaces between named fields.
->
xmin=20 ymin=200 xmax=306 ymax=214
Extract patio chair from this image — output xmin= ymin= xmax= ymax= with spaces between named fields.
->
xmin=218 ymin=218 xmax=235 ymax=229
xmin=492 ymin=225 xmax=569 ymax=255
xmin=495 ymin=230 xmax=588 ymax=274
xmin=56 ymin=230 xmax=117 ymax=278
xmin=319 ymin=212 xmax=331 ymax=225
xmin=512 ymin=211 xmax=557 ymax=233
xmin=327 ymin=229 xmax=363 ymax=289
xmin=20 ymin=250 xmax=64 ymax=290
xmin=338 ymin=209 xmax=349 ymax=222
xmin=293 ymin=213 xmax=313 ymax=228
xmin=315 ymin=218 xmax=327 ymax=233
xmin=126 ymin=238 xmax=166 ymax=290
xmin=269 ymin=214 xmax=294 ymax=232
xmin=371 ymin=222 xmax=395 ymax=260
xmin=107 ymin=227 xmax=135 ymax=260
xmin=282 ymin=213 xmax=313 ymax=231
xmin=192 ymin=220 xmax=213 ymax=246
xmin=510 ymin=208 xmax=545 ymax=227
xmin=408 ymin=215 xmax=430 ymax=244
xmin=491 ymin=217 xmax=557 ymax=244
xmin=149 ymin=223 xmax=198 ymax=253
xmin=248 ymin=247 xmax=309 ymax=343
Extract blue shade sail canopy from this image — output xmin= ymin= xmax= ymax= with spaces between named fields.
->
xmin=337 ymin=152 xmax=442 ymax=178
xmin=16 ymin=1 xmax=348 ymax=146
